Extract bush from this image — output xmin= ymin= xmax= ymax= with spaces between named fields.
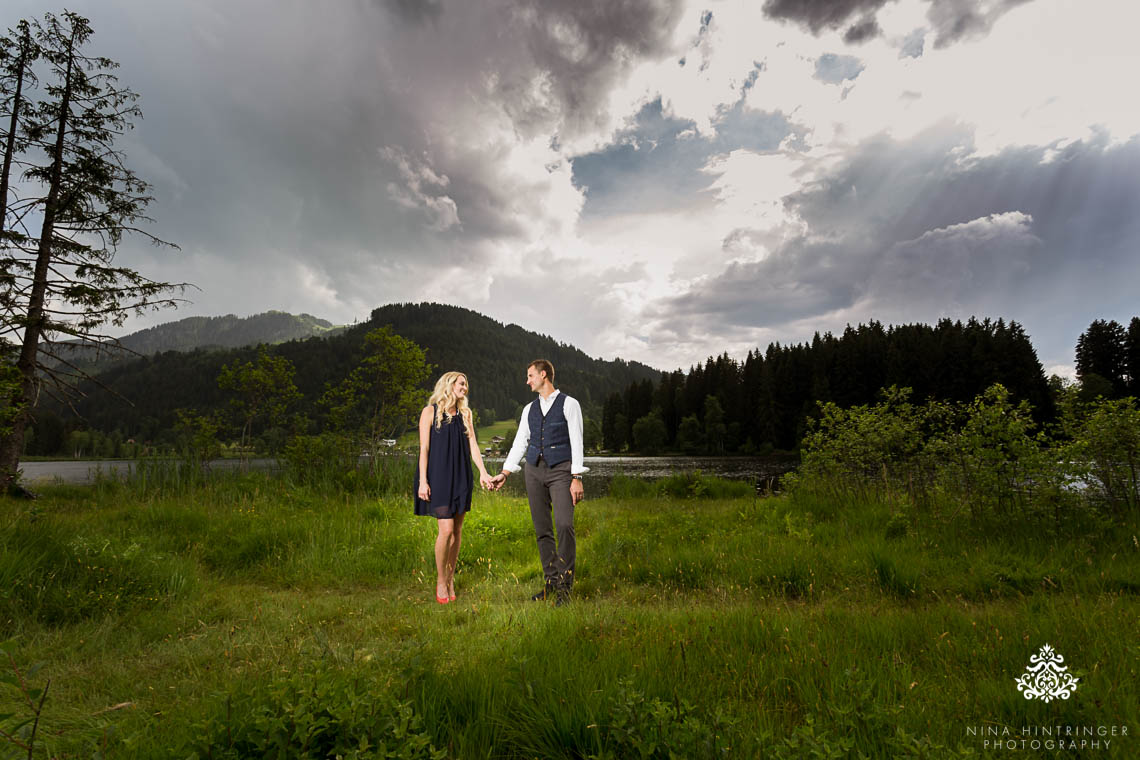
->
xmin=795 ymin=383 xmax=1093 ymax=526
xmin=1063 ymin=396 xmax=1140 ymax=515
xmin=798 ymin=386 xmax=938 ymax=510
xmin=929 ymin=384 xmax=1054 ymax=519
xmin=282 ymin=434 xmax=414 ymax=496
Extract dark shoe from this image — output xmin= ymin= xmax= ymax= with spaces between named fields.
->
xmin=554 ymin=589 xmax=571 ymax=607
xmin=530 ymin=584 xmax=553 ymax=602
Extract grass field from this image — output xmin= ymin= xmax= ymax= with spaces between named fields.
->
xmin=2 ymin=474 xmax=1137 ymax=757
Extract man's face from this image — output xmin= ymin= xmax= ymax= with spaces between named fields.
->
xmin=526 ymin=366 xmax=544 ymax=392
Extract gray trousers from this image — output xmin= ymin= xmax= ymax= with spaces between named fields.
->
xmin=524 ymin=458 xmax=575 ymax=590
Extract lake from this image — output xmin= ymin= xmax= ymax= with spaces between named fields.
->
xmin=18 ymin=458 xmax=278 ymax=486
xmin=20 ymin=454 xmax=799 ymax=494
xmin=484 ymin=454 xmax=798 ymax=496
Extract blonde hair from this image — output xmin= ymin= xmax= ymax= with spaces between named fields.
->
xmin=428 ymin=371 xmax=474 ymax=432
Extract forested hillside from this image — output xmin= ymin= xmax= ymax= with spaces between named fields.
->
xmin=29 ymin=303 xmax=659 ymax=452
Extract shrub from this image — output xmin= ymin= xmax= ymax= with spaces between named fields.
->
xmin=798 ymin=386 xmax=940 ymax=510
xmin=281 ymin=434 xmax=414 ymax=496
xmin=794 ymin=383 xmax=1097 ymax=526
xmin=930 ymin=384 xmax=1053 ymax=519
xmin=1063 ymin=396 xmax=1140 ymax=515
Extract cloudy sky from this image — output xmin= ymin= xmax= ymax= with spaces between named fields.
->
xmin=9 ymin=0 xmax=1140 ymax=376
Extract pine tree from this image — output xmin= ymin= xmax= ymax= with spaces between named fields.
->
xmin=0 ymin=20 xmax=37 ymax=240
xmin=0 ymin=12 xmax=185 ymax=487
xmin=1126 ymin=317 xmax=1140 ymax=397
xmin=1075 ymin=319 xmax=1126 ymax=397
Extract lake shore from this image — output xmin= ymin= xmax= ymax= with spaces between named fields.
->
xmin=18 ymin=454 xmax=799 ymax=493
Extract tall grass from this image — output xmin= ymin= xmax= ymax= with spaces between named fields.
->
xmin=1 ymin=468 xmax=1137 ymax=758
xmin=607 ymin=470 xmax=755 ymax=500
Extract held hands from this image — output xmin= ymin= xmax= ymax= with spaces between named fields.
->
xmin=479 ymin=472 xmax=496 ymax=490
xmin=489 ymin=472 xmax=507 ymax=491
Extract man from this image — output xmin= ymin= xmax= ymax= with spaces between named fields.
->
xmin=492 ymin=359 xmax=587 ymax=605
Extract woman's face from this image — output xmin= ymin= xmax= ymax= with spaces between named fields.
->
xmin=451 ymin=375 xmax=468 ymax=399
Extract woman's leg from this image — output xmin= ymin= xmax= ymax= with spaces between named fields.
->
xmin=435 ymin=518 xmax=455 ymax=600
xmin=446 ymin=511 xmax=465 ymax=598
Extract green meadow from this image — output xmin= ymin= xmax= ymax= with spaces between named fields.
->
xmin=2 ymin=468 xmax=1136 ymax=758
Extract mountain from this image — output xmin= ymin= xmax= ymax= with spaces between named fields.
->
xmin=55 ymin=303 xmax=661 ymax=441
xmin=114 ymin=311 xmax=344 ymax=354
xmin=50 ymin=311 xmax=346 ymax=374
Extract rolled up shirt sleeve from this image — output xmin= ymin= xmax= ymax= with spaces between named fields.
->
xmin=564 ymin=396 xmax=590 ymax=475
xmin=501 ymin=403 xmax=532 ymax=473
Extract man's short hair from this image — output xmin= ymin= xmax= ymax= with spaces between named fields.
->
xmin=528 ymin=359 xmax=555 ymax=383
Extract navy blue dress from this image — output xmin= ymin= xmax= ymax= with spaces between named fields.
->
xmin=414 ymin=405 xmax=473 ymax=519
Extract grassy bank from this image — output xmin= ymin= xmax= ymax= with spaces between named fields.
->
xmin=2 ymin=474 xmax=1137 ymax=757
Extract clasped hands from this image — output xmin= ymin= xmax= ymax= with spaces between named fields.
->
xmin=420 ymin=474 xmax=502 ymax=499
xmin=479 ymin=472 xmax=583 ymax=504
xmin=482 ymin=472 xmax=507 ymax=491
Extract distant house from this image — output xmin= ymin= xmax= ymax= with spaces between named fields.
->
xmin=490 ymin=435 xmax=505 ymax=444
xmin=380 ymin=439 xmax=397 ymax=447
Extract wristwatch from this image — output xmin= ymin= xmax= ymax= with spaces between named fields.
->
xmin=572 ymin=474 xmax=583 ymax=480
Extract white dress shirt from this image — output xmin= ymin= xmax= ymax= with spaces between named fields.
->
xmin=502 ymin=389 xmax=590 ymax=475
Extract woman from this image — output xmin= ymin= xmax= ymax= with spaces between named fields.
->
xmin=415 ymin=371 xmax=494 ymax=604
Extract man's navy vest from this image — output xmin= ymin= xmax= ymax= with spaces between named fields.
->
xmin=525 ymin=392 xmax=571 ymax=467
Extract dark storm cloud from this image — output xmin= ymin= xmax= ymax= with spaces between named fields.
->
xmin=382 ymin=0 xmax=444 ymax=24
xmin=659 ymin=127 xmax=1140 ymax=363
xmin=571 ymin=98 xmax=794 ymax=219
xmin=842 ymin=16 xmax=881 ymax=43
xmin=927 ymin=0 xmax=1036 ymax=48
xmin=489 ymin=0 xmax=688 ymax=141
xmin=761 ymin=0 xmax=891 ymax=34
xmin=8 ymin=0 xmax=689 ymax=321
xmin=764 ymin=0 xmax=1035 ymax=47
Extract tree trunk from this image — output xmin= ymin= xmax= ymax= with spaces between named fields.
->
xmin=0 ymin=29 xmax=74 ymax=489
